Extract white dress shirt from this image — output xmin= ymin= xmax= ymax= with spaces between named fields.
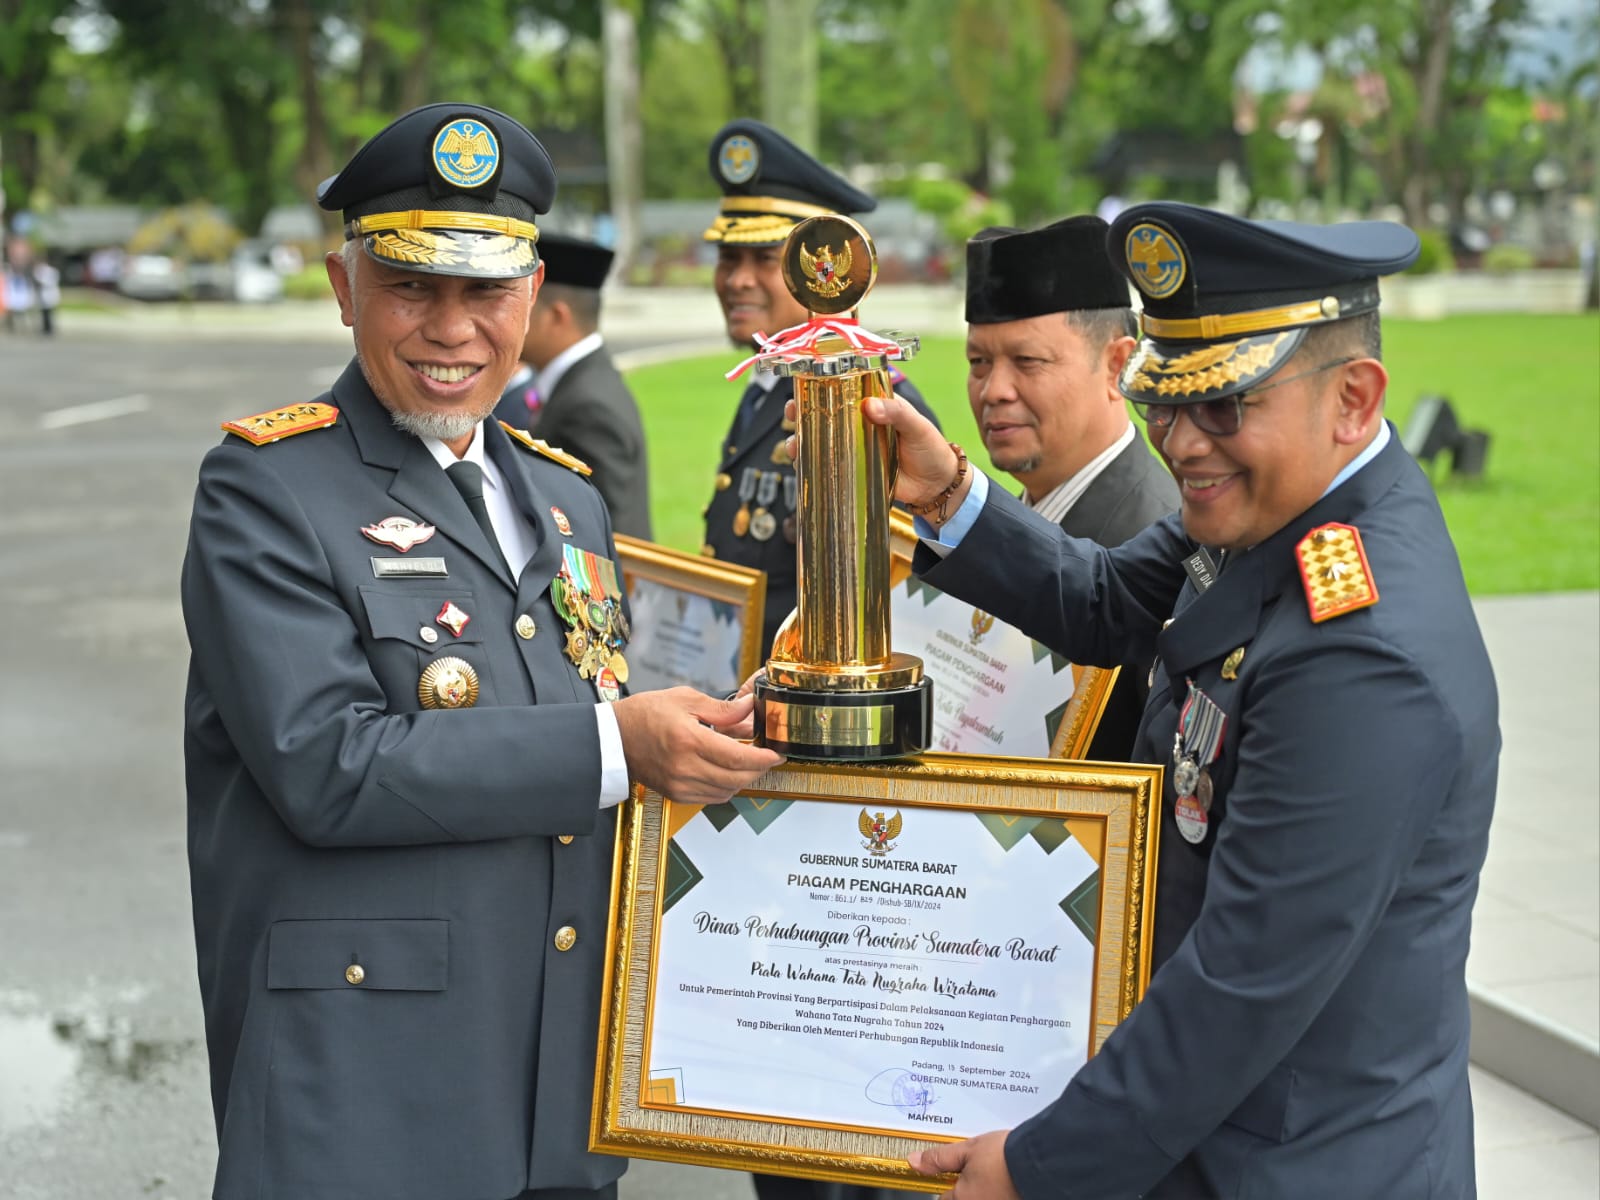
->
xmin=423 ymin=422 xmax=629 ymax=809
xmin=1022 ymin=424 xmax=1137 ymax=526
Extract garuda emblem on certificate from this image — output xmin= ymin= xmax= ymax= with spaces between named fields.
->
xmin=858 ymin=809 xmax=902 ymax=856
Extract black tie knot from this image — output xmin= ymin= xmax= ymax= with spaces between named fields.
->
xmin=446 ymin=460 xmax=487 ymax=504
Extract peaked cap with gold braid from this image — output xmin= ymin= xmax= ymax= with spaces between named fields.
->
xmin=318 ymin=102 xmax=555 ymax=279
xmin=703 ymin=118 xmax=876 ymax=246
xmin=1107 ymin=202 xmax=1420 ymax=405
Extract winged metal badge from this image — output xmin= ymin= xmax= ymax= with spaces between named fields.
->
xmin=859 ymin=808 xmax=902 ymax=856
xmin=800 ymin=241 xmax=852 ymax=300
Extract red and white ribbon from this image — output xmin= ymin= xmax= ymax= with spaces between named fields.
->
xmin=725 ymin=316 xmax=907 ymax=381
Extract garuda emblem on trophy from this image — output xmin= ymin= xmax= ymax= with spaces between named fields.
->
xmin=859 ymin=808 xmax=903 ymax=856
xmin=800 ymin=241 xmax=851 ymax=300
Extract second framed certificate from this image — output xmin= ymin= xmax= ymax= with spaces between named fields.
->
xmin=887 ymin=511 xmax=1117 ymax=759
xmin=614 ymin=534 xmax=765 ymax=697
xmin=591 ymin=755 xmax=1161 ymax=1191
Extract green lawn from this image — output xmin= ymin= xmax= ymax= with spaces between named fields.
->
xmin=627 ymin=312 xmax=1600 ymax=595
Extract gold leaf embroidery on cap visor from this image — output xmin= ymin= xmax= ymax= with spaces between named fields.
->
xmin=1123 ymin=331 xmax=1292 ymax=398
xmin=370 ymin=228 xmax=465 ymax=267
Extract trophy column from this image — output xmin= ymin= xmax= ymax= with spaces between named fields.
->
xmin=752 ymin=215 xmax=932 ymax=760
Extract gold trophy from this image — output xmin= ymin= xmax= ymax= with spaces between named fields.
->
xmin=753 ymin=215 xmax=932 ymax=760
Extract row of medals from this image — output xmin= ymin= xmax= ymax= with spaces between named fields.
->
xmin=729 ymin=467 xmax=797 ymax=543
xmin=551 ymin=569 xmax=630 ymax=698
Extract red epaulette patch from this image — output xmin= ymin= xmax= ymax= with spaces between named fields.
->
xmin=1296 ymin=522 xmax=1379 ymax=623
xmin=221 ymin=403 xmax=339 ymax=445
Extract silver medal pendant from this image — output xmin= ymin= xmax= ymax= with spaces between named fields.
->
xmin=1174 ymin=754 xmax=1200 ymax=797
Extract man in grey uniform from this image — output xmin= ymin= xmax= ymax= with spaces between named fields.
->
xmin=181 ymin=102 xmax=780 ymax=1200
xmin=879 ymin=203 xmax=1497 ymax=1198
xmin=963 ymin=216 xmax=1177 ymax=760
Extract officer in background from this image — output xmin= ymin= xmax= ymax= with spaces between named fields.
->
xmin=964 ymin=216 xmax=1178 ymax=759
xmin=181 ymin=103 xmax=780 ymax=1200
xmin=700 ymin=118 xmax=940 ymax=656
xmin=493 ymin=232 xmax=652 ymax=540
xmin=878 ymin=203 xmax=1497 ymax=1198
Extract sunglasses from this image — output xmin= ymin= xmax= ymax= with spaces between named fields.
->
xmin=1132 ymin=358 xmax=1357 ymax=437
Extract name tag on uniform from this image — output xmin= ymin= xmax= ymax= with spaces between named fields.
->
xmin=371 ymin=556 xmax=448 ymax=578
xmin=1182 ymin=549 xmax=1218 ymax=593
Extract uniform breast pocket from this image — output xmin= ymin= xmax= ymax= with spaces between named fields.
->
xmin=357 ymin=586 xmax=498 ymax=709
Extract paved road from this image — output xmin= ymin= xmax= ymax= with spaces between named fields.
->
xmin=2 ymin=325 xmax=1592 ymax=1198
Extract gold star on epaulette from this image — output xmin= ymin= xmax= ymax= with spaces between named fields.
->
xmin=221 ymin=402 xmax=339 ymax=445
xmin=1296 ymin=522 xmax=1378 ymax=623
xmin=498 ymin=421 xmax=593 ymax=476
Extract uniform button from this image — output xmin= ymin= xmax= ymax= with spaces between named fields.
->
xmin=345 ymin=964 xmax=366 ymax=986
xmin=557 ymin=834 xmax=574 ymax=845
xmin=554 ymin=926 xmax=577 ymax=952
xmin=715 ymin=473 xmax=732 ymax=491
xmin=419 ymin=626 xmax=439 ymax=644
xmin=727 ymin=444 xmax=737 ymax=455
xmin=515 ymin=614 xmax=537 ymax=640
xmin=701 ymin=544 xmax=717 ymax=558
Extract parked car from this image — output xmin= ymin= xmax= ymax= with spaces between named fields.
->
xmin=115 ymin=241 xmax=285 ymax=303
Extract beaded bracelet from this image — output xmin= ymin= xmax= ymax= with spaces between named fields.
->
xmin=902 ymin=442 xmax=968 ymax=523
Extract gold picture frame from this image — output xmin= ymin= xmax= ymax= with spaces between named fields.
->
xmin=614 ymin=534 xmax=767 ymax=696
xmin=591 ymin=754 xmax=1162 ymax=1191
xmin=888 ymin=511 xmax=1119 ymax=760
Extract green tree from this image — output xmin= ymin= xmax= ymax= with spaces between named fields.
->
xmin=0 ymin=0 xmax=79 ymax=221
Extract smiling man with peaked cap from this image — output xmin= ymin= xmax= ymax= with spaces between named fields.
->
xmin=700 ymin=118 xmax=941 ymax=659
xmin=181 ymin=102 xmax=779 ymax=1200
xmin=855 ymin=201 xmax=1498 ymax=1199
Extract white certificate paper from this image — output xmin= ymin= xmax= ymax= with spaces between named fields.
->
xmin=891 ymin=578 xmax=1077 ymax=758
xmin=624 ymin=575 xmax=748 ymax=696
xmin=645 ymin=799 xmax=1099 ymax=1137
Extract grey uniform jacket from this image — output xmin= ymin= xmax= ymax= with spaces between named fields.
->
xmin=1053 ymin=430 xmax=1178 ymax=762
xmin=917 ymin=428 xmax=1498 ymax=1199
xmin=182 ymin=362 xmax=625 ymax=1200
xmin=493 ymin=342 xmax=653 ymax=541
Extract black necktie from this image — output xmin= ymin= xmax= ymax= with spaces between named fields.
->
xmin=445 ymin=460 xmax=511 ymax=576
xmin=733 ymin=381 xmax=766 ymax=440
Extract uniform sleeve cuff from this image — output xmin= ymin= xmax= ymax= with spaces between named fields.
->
xmin=594 ymin=703 xmax=629 ymax=809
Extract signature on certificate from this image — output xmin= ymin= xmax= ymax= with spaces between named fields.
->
xmin=864 ymin=1067 xmax=938 ymax=1118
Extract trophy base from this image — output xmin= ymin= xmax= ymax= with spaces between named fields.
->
xmin=754 ymin=674 xmax=932 ymax=762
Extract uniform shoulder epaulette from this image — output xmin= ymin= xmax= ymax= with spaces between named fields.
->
xmin=887 ymin=363 xmax=908 ymax=386
xmin=1296 ymin=521 xmax=1379 ymax=623
xmin=498 ymin=421 xmax=593 ymax=476
xmin=221 ymin=402 xmax=339 ymax=445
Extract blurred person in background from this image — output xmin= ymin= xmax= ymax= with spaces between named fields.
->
xmin=494 ymin=232 xmax=651 ymax=539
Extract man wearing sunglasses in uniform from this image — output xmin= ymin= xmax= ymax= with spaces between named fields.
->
xmin=852 ymin=202 xmax=1498 ymax=1199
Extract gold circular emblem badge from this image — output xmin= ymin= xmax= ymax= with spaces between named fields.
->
xmin=418 ymin=656 xmax=480 ymax=710
xmin=781 ymin=215 xmax=877 ymax=316
xmin=1124 ymin=223 xmax=1188 ymax=300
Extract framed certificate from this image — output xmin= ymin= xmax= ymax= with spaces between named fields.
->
xmin=591 ymin=755 xmax=1162 ymax=1191
xmin=887 ymin=511 xmax=1118 ymax=759
xmin=615 ymin=534 xmax=766 ymax=697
